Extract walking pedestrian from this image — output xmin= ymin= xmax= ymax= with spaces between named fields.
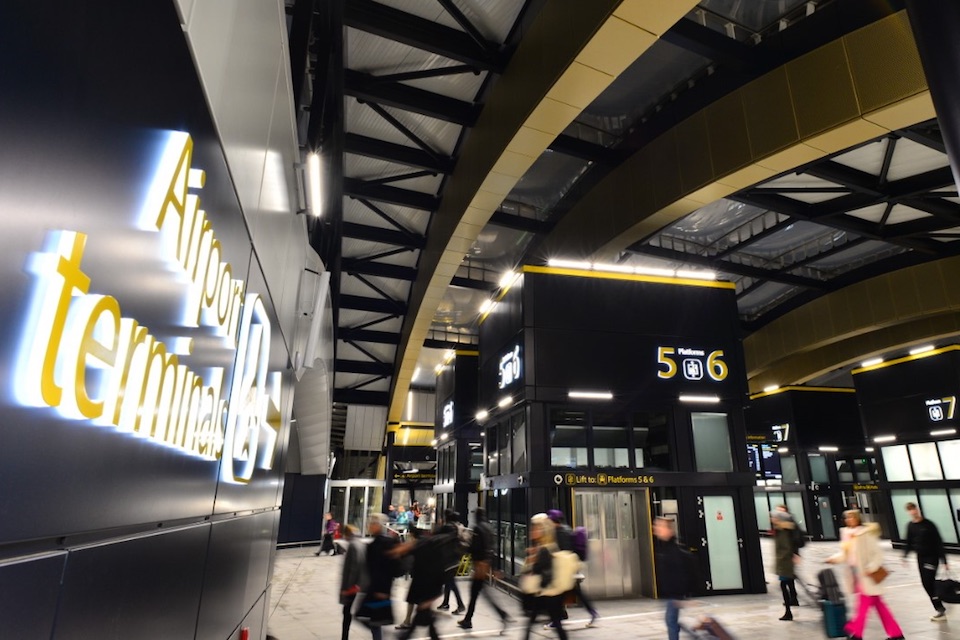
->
xmin=653 ymin=516 xmax=695 ymax=640
xmin=355 ymin=513 xmax=399 ymax=640
xmin=458 ymin=507 xmax=514 ymax=631
xmin=547 ymin=509 xmax=598 ymax=627
xmin=902 ymin=501 xmax=949 ymax=621
xmin=771 ymin=505 xmax=800 ymax=621
xmin=436 ymin=509 xmax=466 ymax=614
xmin=338 ymin=525 xmax=364 ymax=640
xmin=391 ymin=526 xmax=454 ymax=640
xmin=827 ymin=509 xmax=904 ymax=640
xmin=520 ymin=513 xmax=568 ymax=640
xmin=316 ymin=512 xmax=339 ymax=556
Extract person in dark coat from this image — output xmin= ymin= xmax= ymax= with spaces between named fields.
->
xmin=771 ymin=505 xmax=799 ymax=621
xmin=437 ymin=509 xmax=465 ymax=614
xmin=458 ymin=507 xmax=513 ymax=630
xmin=338 ymin=525 xmax=365 ymax=640
xmin=391 ymin=526 xmax=455 ymax=640
xmin=653 ymin=517 xmax=694 ymax=640
xmin=903 ymin=501 xmax=949 ymax=621
xmin=357 ymin=513 xmax=399 ymax=640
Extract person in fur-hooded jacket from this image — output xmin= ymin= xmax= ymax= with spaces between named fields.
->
xmin=827 ymin=509 xmax=904 ymax=640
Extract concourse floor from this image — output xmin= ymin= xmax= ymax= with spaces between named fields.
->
xmin=268 ymin=537 xmax=959 ymax=640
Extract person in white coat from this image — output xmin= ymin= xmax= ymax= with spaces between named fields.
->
xmin=827 ymin=509 xmax=904 ymax=640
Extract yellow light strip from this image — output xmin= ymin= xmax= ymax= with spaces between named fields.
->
xmin=851 ymin=344 xmax=960 ymax=375
xmin=455 ymin=350 xmax=480 ymax=356
xmin=749 ymin=385 xmax=857 ymax=400
xmin=522 ymin=265 xmax=736 ymax=290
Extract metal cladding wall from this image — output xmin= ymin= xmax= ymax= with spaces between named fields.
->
xmin=0 ymin=1 xmax=306 ymax=638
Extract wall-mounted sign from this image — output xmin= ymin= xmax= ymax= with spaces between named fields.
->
xmin=441 ymin=400 xmax=454 ymax=428
xmin=925 ymin=396 xmax=956 ymax=422
xmin=656 ymin=346 xmax=727 ymax=382
xmin=556 ymin=471 xmax=656 ymax=487
xmin=392 ymin=471 xmax=437 ymax=482
xmin=853 ymin=483 xmax=880 ymax=491
xmin=498 ymin=344 xmax=521 ymax=389
xmin=16 ymin=132 xmax=281 ymax=485
xmin=771 ymin=423 xmax=790 ymax=442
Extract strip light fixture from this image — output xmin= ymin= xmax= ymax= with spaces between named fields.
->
xmin=568 ymin=390 xmax=614 ymax=400
xmin=498 ymin=395 xmax=513 ymax=408
xmin=306 ymin=152 xmax=322 ymax=217
xmin=860 ymin=357 xmax=883 ymax=367
xmin=931 ymin=428 xmax=957 ymax=437
xmin=874 ymin=435 xmax=897 ymax=443
xmin=547 ymin=258 xmax=716 ymax=281
xmin=909 ymin=345 xmax=935 ymax=355
xmin=678 ymin=394 xmax=720 ymax=403
xmin=818 ymin=446 xmax=839 ymax=452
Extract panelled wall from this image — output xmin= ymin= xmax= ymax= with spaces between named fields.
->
xmin=0 ymin=2 xmax=308 ymax=638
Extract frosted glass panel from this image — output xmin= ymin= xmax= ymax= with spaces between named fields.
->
xmin=939 ymin=440 xmax=960 ymax=479
xmin=909 ymin=443 xmax=943 ymax=480
xmin=692 ymin=413 xmax=733 ymax=472
xmin=755 ymin=494 xmax=771 ymax=530
xmin=786 ymin=493 xmax=806 ymax=532
xmin=950 ymin=490 xmax=960 ymax=540
xmin=809 ymin=455 xmax=829 ymax=483
xmin=918 ymin=489 xmax=958 ymax=544
xmin=890 ymin=489 xmax=919 ymax=539
xmin=781 ymin=456 xmax=800 ymax=484
xmin=703 ymin=495 xmax=743 ymax=590
xmin=882 ymin=445 xmax=913 ymax=481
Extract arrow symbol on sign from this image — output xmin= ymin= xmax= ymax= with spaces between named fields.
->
xmin=701 ymin=537 xmax=707 ymax=546
xmin=698 ymin=510 xmax=704 ymax=519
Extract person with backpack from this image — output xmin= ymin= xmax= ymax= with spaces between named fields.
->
xmin=771 ymin=505 xmax=800 ymax=621
xmin=436 ymin=509 xmax=466 ymax=614
xmin=547 ymin=509 xmax=598 ymax=627
xmin=458 ymin=507 xmax=514 ymax=631
xmin=902 ymin=501 xmax=949 ymax=621
xmin=520 ymin=513 xmax=569 ymax=640
xmin=653 ymin=516 xmax=696 ymax=640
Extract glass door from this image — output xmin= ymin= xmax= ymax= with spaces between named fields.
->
xmin=701 ymin=494 xmax=744 ymax=591
xmin=573 ymin=489 xmax=648 ymax=598
xmin=816 ymin=494 xmax=836 ymax=540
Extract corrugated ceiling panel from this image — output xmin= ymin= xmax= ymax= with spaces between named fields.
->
xmin=885 ymin=138 xmax=949 ymax=181
xmin=340 ymin=272 xmax=413 ymax=301
xmin=405 ymin=72 xmax=487 ymax=103
xmin=346 ymin=101 xmax=461 ymax=156
xmin=344 ymin=405 xmax=388 ymax=451
xmin=337 ymin=340 xmax=397 ymax=363
xmin=341 ymin=237 xmax=421 ymax=265
xmin=832 ymin=139 xmax=887 ymax=176
xmin=347 ymin=28 xmax=457 ymax=76
xmin=343 ymin=196 xmax=431 ymax=235
xmin=341 ymin=314 xmax=404 ymax=334
xmin=378 ymin=0 xmax=524 ymax=42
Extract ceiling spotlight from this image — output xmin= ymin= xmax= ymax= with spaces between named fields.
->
xmin=499 ymin=271 xmax=518 ymax=288
xmin=430 ymin=439 xmax=437 ymax=446
xmin=860 ymin=357 xmax=883 ymax=367
xmin=763 ymin=385 xmax=779 ymax=393
xmin=909 ymin=345 xmax=935 ymax=356
xmin=475 ymin=410 xmax=489 ymax=422
xmin=440 ymin=433 xmax=449 ymax=441
xmin=498 ymin=396 xmax=513 ymax=408
xmin=479 ymin=299 xmax=493 ymax=314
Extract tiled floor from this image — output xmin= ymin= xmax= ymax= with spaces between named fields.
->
xmin=268 ymin=538 xmax=959 ymax=639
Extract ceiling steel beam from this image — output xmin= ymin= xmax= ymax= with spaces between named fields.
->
xmin=345 ymin=133 xmax=454 ymax=174
xmin=288 ymin=0 xmax=316 ymax=107
xmin=548 ymin=134 xmax=624 ymax=165
xmin=423 ymin=338 xmax=478 ymax=350
xmin=342 ymin=221 xmax=426 ymax=250
xmin=333 ymin=388 xmax=390 ymax=406
xmin=488 ymin=210 xmax=552 ymax=234
xmin=346 ymin=69 xmax=481 ymax=126
xmin=344 ymin=177 xmax=439 ymax=211
xmin=337 ymin=329 xmax=401 ymax=345
xmin=335 ymin=359 xmax=394 ymax=376
xmin=450 ymin=276 xmax=497 ymax=291
xmin=629 ymin=244 xmax=826 ymax=289
xmin=662 ymin=17 xmax=757 ymax=71
xmin=342 ymin=258 xmax=417 ymax=281
xmin=339 ymin=294 xmax=407 ymax=314
xmin=343 ymin=0 xmax=506 ymax=72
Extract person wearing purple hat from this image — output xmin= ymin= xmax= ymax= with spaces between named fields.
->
xmin=547 ymin=510 xmax=598 ymax=627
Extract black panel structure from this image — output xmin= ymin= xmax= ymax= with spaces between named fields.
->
xmin=477 ymin=267 xmax=765 ymax=597
xmin=278 ymin=473 xmax=327 ymax=544
xmin=0 ymin=2 xmax=295 ymax=637
xmin=434 ymin=352 xmax=480 ymax=515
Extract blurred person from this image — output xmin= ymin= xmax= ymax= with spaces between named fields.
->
xmin=458 ymin=507 xmax=513 ymax=631
xmin=520 ymin=513 xmax=568 ymax=640
xmin=387 ymin=504 xmax=397 ymax=523
xmin=437 ymin=508 xmax=466 ymax=614
xmin=397 ymin=527 xmax=425 ymax=630
xmin=770 ymin=504 xmax=800 ymax=621
xmin=396 ymin=505 xmax=411 ymax=529
xmin=827 ymin=509 xmax=904 ymax=640
xmin=316 ymin=512 xmax=339 ymax=556
xmin=547 ymin=509 xmax=598 ymax=627
xmin=356 ymin=513 xmax=399 ymax=640
xmin=902 ymin=501 xmax=949 ymax=621
xmin=338 ymin=525 xmax=365 ymax=640
xmin=411 ymin=501 xmax=422 ymax=525
xmin=653 ymin=517 xmax=696 ymax=640
xmin=390 ymin=525 xmax=456 ymax=640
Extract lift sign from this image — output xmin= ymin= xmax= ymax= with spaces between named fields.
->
xmin=656 ymin=346 xmax=728 ymax=382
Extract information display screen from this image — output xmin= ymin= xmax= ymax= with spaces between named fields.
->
xmin=761 ymin=444 xmax=782 ymax=479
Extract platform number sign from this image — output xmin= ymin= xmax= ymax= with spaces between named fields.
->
xmin=657 ymin=346 xmax=728 ymax=382
xmin=925 ymin=396 xmax=955 ymax=422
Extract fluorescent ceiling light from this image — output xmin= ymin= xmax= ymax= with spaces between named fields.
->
xmin=931 ymin=428 xmax=957 ymax=437
xmin=909 ymin=345 xmax=935 ymax=355
xmin=860 ymin=357 xmax=883 ymax=367
xmin=779 ymin=448 xmax=789 ymax=454
xmin=865 ymin=447 xmax=874 ymax=452
xmin=548 ymin=258 xmax=592 ymax=270
xmin=593 ymin=262 xmax=635 ymax=274
xmin=678 ymin=394 xmax=720 ymax=403
xmin=675 ymin=269 xmax=716 ymax=280
xmin=763 ymin=385 xmax=779 ymax=393
xmin=498 ymin=396 xmax=513 ymax=408
xmin=635 ymin=266 xmax=675 ymax=277
xmin=307 ymin=152 xmax=322 ymax=217
xmin=873 ymin=435 xmax=897 ymax=443
xmin=818 ymin=446 xmax=838 ymax=452
xmin=568 ymin=390 xmax=613 ymax=400
xmin=475 ymin=410 xmax=489 ymax=422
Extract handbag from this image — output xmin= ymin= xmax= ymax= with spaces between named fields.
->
xmin=867 ymin=565 xmax=889 ymax=584
xmin=355 ymin=594 xmax=394 ymax=627
xmin=519 ymin=573 xmax=542 ymax=594
xmin=474 ymin=560 xmax=491 ymax=581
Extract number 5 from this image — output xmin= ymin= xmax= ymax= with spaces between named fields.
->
xmin=657 ymin=347 xmax=677 ymax=379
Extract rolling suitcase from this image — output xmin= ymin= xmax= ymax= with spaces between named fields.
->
xmin=817 ymin=568 xmax=843 ymax=604
xmin=936 ymin=578 xmax=960 ymax=604
xmin=821 ymin=600 xmax=847 ymax=638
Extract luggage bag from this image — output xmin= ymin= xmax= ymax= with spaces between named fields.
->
xmin=936 ymin=578 xmax=960 ymax=604
xmin=817 ymin=567 xmax=844 ymax=604
xmin=821 ymin=600 xmax=847 ymax=638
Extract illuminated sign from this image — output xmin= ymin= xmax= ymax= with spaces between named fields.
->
xmin=441 ymin=401 xmax=454 ymax=428
xmin=925 ymin=396 xmax=956 ymax=421
xmin=560 ymin=472 xmax=656 ymax=487
xmin=771 ymin=423 xmax=790 ymax=442
xmin=17 ymin=132 xmax=281 ymax=484
xmin=656 ymin=346 xmax=727 ymax=382
xmin=498 ymin=344 xmax=521 ymax=389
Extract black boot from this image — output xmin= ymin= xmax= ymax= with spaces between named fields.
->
xmin=779 ymin=607 xmax=793 ymax=621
